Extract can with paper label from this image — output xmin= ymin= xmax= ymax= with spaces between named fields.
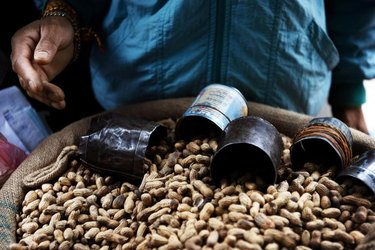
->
xmin=175 ymin=83 xmax=248 ymax=140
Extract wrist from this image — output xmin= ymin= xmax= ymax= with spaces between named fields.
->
xmin=41 ymin=0 xmax=103 ymax=62
xmin=42 ymin=0 xmax=81 ymax=62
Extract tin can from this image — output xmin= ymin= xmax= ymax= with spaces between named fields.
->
xmin=175 ymin=84 xmax=248 ymax=140
xmin=210 ymin=116 xmax=282 ymax=186
xmin=290 ymin=117 xmax=353 ymax=170
xmin=336 ymin=150 xmax=375 ymax=194
xmin=78 ymin=112 xmax=167 ymax=183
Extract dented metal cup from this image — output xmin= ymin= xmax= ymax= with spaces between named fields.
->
xmin=210 ymin=116 xmax=282 ymax=185
xmin=336 ymin=150 xmax=375 ymax=194
xmin=175 ymin=83 xmax=248 ymax=140
xmin=290 ymin=117 xmax=353 ymax=170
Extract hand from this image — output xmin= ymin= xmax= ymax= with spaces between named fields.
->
xmin=10 ymin=16 xmax=76 ymax=109
xmin=331 ymin=106 xmax=369 ymax=134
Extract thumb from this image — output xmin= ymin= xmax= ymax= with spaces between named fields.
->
xmin=34 ymin=17 xmax=75 ymax=65
xmin=34 ymin=37 xmax=59 ymax=65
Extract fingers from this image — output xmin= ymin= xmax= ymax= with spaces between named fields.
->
xmin=10 ymin=19 xmax=71 ymax=110
xmin=26 ymin=81 xmax=66 ymax=110
xmin=18 ymin=69 xmax=66 ymax=110
xmin=332 ymin=106 xmax=369 ymax=134
xmin=357 ymin=118 xmax=369 ymax=135
xmin=13 ymin=57 xmax=45 ymax=93
xmin=17 ymin=66 xmax=66 ymax=110
xmin=10 ymin=21 xmax=48 ymax=94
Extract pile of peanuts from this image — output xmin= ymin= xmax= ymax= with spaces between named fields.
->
xmin=10 ymin=119 xmax=375 ymax=250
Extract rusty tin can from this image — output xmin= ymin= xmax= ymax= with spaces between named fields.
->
xmin=175 ymin=83 xmax=248 ymax=140
xmin=290 ymin=117 xmax=353 ymax=170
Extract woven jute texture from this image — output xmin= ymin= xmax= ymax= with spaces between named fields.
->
xmin=1 ymin=98 xmax=374 ymax=249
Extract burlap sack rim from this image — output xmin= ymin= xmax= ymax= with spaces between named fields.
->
xmin=1 ymin=97 xmax=374 ymax=249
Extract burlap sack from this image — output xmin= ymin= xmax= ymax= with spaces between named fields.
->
xmin=1 ymin=98 xmax=374 ymax=249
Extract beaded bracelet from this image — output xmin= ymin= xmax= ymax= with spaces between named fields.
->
xmin=42 ymin=0 xmax=103 ymax=62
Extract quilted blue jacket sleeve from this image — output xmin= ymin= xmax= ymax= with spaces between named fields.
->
xmin=327 ymin=0 xmax=375 ymax=107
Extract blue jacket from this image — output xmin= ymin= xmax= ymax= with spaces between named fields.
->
xmin=35 ymin=0 xmax=375 ymax=115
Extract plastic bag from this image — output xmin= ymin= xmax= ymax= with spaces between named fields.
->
xmin=0 ymin=86 xmax=51 ymax=153
xmin=0 ymin=133 xmax=27 ymax=187
xmin=78 ymin=112 xmax=166 ymax=183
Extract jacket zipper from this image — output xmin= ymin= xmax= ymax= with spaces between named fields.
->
xmin=212 ymin=0 xmax=225 ymax=83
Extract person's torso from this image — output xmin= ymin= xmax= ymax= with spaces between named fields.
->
xmin=91 ymin=0 xmax=339 ymax=115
